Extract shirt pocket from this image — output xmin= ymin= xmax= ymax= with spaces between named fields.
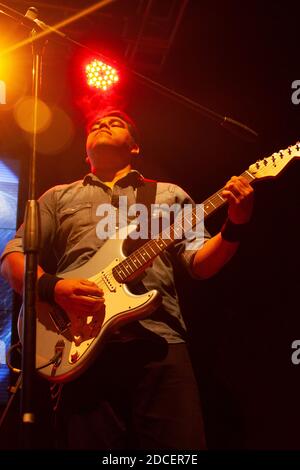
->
xmin=57 ymin=202 xmax=93 ymax=245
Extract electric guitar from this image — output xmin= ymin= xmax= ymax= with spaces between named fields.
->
xmin=18 ymin=142 xmax=300 ymax=383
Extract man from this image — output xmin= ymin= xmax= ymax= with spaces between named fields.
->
xmin=0 ymin=109 xmax=253 ymax=449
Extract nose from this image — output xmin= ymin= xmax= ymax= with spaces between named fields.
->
xmin=99 ymin=120 xmax=110 ymax=130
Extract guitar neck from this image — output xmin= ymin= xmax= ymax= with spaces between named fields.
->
xmin=112 ymin=170 xmax=255 ymax=283
xmin=202 ymin=170 xmax=255 ymax=218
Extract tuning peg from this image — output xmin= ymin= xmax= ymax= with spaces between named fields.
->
xmin=288 ymin=147 xmax=292 ymax=155
xmin=263 ymin=158 xmax=268 ymax=165
xmin=279 ymin=151 xmax=284 ymax=158
xmin=255 ymin=161 xmax=260 ymax=169
xmin=296 ymin=143 xmax=300 ymax=151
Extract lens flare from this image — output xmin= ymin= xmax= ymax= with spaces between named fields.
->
xmin=14 ymin=97 xmax=52 ymax=133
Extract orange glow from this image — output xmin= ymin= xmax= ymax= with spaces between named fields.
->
xmin=14 ymin=96 xmax=52 ymax=133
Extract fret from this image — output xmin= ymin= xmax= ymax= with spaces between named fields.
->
xmin=144 ymin=244 xmax=155 ymax=259
xmin=119 ymin=263 xmax=130 ymax=277
xmin=203 ymin=200 xmax=216 ymax=214
xmin=147 ymin=240 xmax=159 ymax=255
xmin=113 ymin=266 xmax=126 ymax=282
xmin=203 ymin=190 xmax=227 ymax=217
xmin=210 ymin=193 xmax=225 ymax=207
xmin=115 ymin=266 xmax=124 ymax=279
xmin=160 ymin=226 xmax=173 ymax=242
xmin=193 ymin=208 xmax=203 ymax=223
xmin=138 ymin=249 xmax=149 ymax=263
xmin=183 ymin=214 xmax=192 ymax=230
xmin=131 ymin=255 xmax=143 ymax=267
xmin=136 ymin=252 xmax=148 ymax=268
xmin=155 ymin=238 xmax=168 ymax=249
xmin=210 ymin=196 xmax=221 ymax=206
xmin=167 ymin=224 xmax=180 ymax=241
xmin=127 ymin=257 xmax=137 ymax=272
xmin=173 ymin=225 xmax=182 ymax=239
xmin=122 ymin=261 xmax=134 ymax=274
xmin=244 ymin=170 xmax=255 ymax=181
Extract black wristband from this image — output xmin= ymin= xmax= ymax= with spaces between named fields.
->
xmin=37 ymin=273 xmax=62 ymax=303
xmin=221 ymin=218 xmax=248 ymax=243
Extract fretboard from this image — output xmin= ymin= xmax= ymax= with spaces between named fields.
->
xmin=112 ymin=170 xmax=255 ymax=283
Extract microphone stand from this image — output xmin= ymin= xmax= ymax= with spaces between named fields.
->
xmin=20 ymin=28 xmax=46 ymax=449
xmin=0 ymin=1 xmax=117 ymax=450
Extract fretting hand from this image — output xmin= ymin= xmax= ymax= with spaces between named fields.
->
xmin=221 ymin=176 xmax=254 ymax=224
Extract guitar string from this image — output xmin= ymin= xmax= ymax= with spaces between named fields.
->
xmin=89 ymin=237 xmax=164 ymax=286
xmin=91 ymin=239 xmax=163 ymax=285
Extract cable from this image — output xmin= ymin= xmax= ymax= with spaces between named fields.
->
xmin=6 ymin=341 xmax=22 ymax=374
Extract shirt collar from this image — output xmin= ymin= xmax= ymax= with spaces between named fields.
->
xmin=83 ymin=170 xmax=144 ymax=189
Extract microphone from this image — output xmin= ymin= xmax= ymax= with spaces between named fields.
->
xmin=24 ymin=6 xmax=66 ymax=38
xmin=0 ymin=3 xmax=66 ymax=38
xmin=221 ymin=116 xmax=258 ymax=143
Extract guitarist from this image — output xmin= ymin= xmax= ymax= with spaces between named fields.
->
xmin=0 ymin=108 xmax=253 ymax=450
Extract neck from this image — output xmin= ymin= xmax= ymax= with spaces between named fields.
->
xmin=93 ymin=164 xmax=132 ymax=188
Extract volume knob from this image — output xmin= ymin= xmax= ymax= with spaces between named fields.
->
xmin=70 ymin=350 xmax=79 ymax=363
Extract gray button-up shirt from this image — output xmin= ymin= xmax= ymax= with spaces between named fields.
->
xmin=1 ymin=171 xmax=210 ymax=343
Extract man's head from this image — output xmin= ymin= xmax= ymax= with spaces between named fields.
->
xmin=85 ymin=109 xmax=140 ymax=176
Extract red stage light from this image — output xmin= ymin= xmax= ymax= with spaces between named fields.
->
xmin=85 ymin=59 xmax=119 ymax=92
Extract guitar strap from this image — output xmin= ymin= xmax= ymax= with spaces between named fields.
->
xmin=135 ymin=178 xmax=157 ymax=238
xmin=135 ymin=178 xmax=188 ymax=341
xmin=136 ymin=178 xmax=157 ymax=211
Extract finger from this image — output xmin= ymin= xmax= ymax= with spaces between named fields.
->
xmin=79 ymin=279 xmax=99 ymax=286
xmin=70 ymin=295 xmax=105 ymax=308
xmin=75 ymin=294 xmax=105 ymax=304
xmin=238 ymin=176 xmax=253 ymax=190
xmin=224 ymin=181 xmax=247 ymax=198
xmin=79 ymin=279 xmax=104 ymax=291
xmin=74 ymin=284 xmax=104 ymax=297
xmin=228 ymin=176 xmax=253 ymax=194
xmin=223 ymin=183 xmax=241 ymax=199
xmin=221 ymin=190 xmax=239 ymax=204
xmin=234 ymin=179 xmax=253 ymax=195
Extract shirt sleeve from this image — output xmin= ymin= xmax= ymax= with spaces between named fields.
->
xmin=0 ymin=187 xmax=58 ymax=270
xmin=169 ymin=184 xmax=211 ymax=278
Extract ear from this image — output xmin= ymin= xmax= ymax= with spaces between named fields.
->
xmin=130 ymin=143 xmax=140 ymax=156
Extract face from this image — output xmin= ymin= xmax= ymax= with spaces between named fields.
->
xmin=86 ymin=115 xmax=139 ymax=170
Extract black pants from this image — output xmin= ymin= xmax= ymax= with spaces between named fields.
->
xmin=56 ymin=340 xmax=206 ymax=450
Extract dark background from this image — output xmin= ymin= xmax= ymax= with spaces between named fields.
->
xmin=0 ymin=0 xmax=300 ymax=449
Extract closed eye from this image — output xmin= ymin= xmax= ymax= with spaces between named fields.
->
xmin=109 ymin=119 xmax=125 ymax=127
xmin=89 ymin=118 xmax=125 ymax=132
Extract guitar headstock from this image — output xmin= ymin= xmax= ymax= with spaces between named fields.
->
xmin=248 ymin=142 xmax=300 ymax=180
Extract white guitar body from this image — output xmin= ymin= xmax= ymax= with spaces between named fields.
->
xmin=19 ymin=225 xmax=161 ymax=383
